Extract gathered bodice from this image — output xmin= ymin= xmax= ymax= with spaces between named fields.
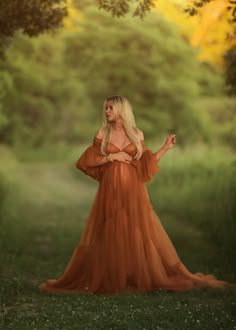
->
xmin=94 ymin=137 xmax=142 ymax=158
xmin=106 ymin=142 xmax=138 ymax=158
xmin=75 ymin=136 xmax=160 ymax=182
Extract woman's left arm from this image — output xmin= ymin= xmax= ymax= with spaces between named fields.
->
xmin=153 ymin=134 xmax=176 ymax=162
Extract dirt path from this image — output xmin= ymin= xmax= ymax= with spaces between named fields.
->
xmin=18 ymin=162 xmax=97 ymax=207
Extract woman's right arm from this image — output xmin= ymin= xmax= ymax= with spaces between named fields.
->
xmin=87 ymin=151 xmax=132 ymax=167
xmin=153 ymin=134 xmax=176 ymax=162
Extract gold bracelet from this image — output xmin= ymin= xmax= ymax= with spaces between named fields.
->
xmin=106 ymin=153 xmax=113 ymax=163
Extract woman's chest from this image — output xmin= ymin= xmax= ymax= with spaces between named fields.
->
xmin=106 ymin=142 xmax=137 ymax=156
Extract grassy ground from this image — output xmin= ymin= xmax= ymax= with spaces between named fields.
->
xmin=0 ymin=144 xmax=235 ymax=329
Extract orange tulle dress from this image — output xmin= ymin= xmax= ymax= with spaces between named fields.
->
xmin=39 ymin=136 xmax=235 ymax=294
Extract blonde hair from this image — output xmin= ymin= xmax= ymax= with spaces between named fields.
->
xmin=100 ymin=95 xmax=142 ymax=160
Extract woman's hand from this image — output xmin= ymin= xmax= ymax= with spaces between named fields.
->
xmin=164 ymin=134 xmax=176 ymax=149
xmin=112 ymin=151 xmax=132 ymax=163
xmin=153 ymin=134 xmax=176 ymax=162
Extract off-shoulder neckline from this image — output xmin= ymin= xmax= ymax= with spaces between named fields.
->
xmin=94 ymin=136 xmax=144 ymax=152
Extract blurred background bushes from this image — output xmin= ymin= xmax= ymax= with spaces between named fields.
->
xmin=0 ymin=0 xmax=235 ymax=277
xmin=0 ymin=3 xmax=235 ymax=149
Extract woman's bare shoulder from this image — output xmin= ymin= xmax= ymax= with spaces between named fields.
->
xmin=95 ymin=127 xmax=107 ymax=140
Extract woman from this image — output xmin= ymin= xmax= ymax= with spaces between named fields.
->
xmin=39 ymin=95 xmax=234 ymax=294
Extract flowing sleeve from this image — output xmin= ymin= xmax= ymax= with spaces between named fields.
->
xmin=134 ymin=140 xmax=160 ymax=182
xmin=75 ymin=137 xmax=105 ymax=181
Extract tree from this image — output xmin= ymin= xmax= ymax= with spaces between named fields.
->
xmin=98 ymin=1 xmax=236 ymax=64
xmin=187 ymin=0 xmax=236 ymax=67
xmin=0 ymin=0 xmax=67 ymax=55
xmin=63 ymin=6 xmax=222 ymax=143
xmin=0 ymin=33 xmax=95 ymax=146
xmin=97 ymin=0 xmax=156 ymax=18
xmin=185 ymin=0 xmax=236 ymax=23
xmin=224 ymin=45 xmax=236 ymax=95
xmin=0 ymin=2 xmax=227 ymax=147
xmin=97 ymin=0 xmax=236 ymax=21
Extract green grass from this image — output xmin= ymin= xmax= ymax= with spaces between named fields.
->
xmin=0 ymin=144 xmax=235 ymax=329
xmin=148 ymin=143 xmax=236 ymax=269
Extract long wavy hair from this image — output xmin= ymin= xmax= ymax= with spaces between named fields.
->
xmin=100 ymin=95 xmax=142 ymax=160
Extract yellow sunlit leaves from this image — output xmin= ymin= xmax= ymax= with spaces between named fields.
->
xmin=153 ymin=0 xmax=197 ymax=38
xmin=63 ymin=0 xmax=83 ymax=31
xmin=63 ymin=0 xmax=235 ymax=68
xmin=190 ymin=0 xmax=228 ymax=46
xmin=154 ymin=0 xmax=236 ymax=68
xmin=190 ymin=0 xmax=235 ymax=67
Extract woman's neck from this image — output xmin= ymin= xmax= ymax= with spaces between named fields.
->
xmin=112 ymin=120 xmax=124 ymax=132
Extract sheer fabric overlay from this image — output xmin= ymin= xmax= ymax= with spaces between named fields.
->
xmin=39 ymin=137 xmax=235 ymax=294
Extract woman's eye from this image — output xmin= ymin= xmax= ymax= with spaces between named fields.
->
xmin=106 ymin=106 xmax=113 ymax=110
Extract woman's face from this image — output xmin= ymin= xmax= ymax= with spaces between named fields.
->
xmin=105 ymin=100 xmax=117 ymax=122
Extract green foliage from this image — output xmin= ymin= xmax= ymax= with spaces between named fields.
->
xmin=0 ymin=4 xmax=230 ymax=148
xmin=98 ymin=0 xmax=156 ymax=18
xmin=0 ymin=0 xmax=67 ymax=57
xmin=149 ymin=147 xmax=236 ymax=265
xmin=0 ymin=0 xmax=67 ymax=38
xmin=64 ymin=7 xmax=222 ymax=143
xmin=0 ymin=34 xmax=97 ymax=147
xmin=186 ymin=0 xmax=236 ymax=22
xmin=0 ymin=145 xmax=24 ymax=249
xmin=198 ymin=96 xmax=236 ymax=149
xmin=98 ymin=0 xmax=236 ymax=22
